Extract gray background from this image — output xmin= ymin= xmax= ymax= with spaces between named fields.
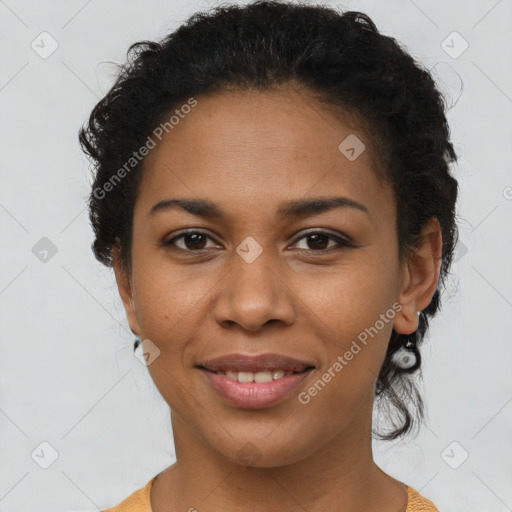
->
xmin=1 ymin=0 xmax=511 ymax=510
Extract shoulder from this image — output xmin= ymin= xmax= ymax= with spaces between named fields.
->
xmin=102 ymin=476 xmax=156 ymax=512
xmin=407 ymin=485 xmax=439 ymax=512
xmin=100 ymin=476 xmax=437 ymax=512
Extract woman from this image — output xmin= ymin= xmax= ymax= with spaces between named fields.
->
xmin=80 ymin=1 xmax=458 ymax=510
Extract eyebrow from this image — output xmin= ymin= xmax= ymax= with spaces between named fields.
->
xmin=148 ymin=196 xmax=371 ymax=221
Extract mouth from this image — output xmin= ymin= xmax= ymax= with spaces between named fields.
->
xmin=198 ymin=367 xmax=313 ymax=383
xmin=198 ymin=352 xmax=314 ymax=374
xmin=197 ymin=353 xmax=315 ymax=409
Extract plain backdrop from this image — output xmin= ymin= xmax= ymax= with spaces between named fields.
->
xmin=1 ymin=0 xmax=511 ymax=510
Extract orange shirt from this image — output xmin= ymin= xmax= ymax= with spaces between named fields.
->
xmin=102 ymin=475 xmax=439 ymax=511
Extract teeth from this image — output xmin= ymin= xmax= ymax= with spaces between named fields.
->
xmin=223 ymin=369 xmax=293 ymax=382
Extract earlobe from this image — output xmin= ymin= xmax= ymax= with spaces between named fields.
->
xmin=112 ymin=239 xmax=141 ymax=337
xmin=393 ymin=218 xmax=442 ymax=335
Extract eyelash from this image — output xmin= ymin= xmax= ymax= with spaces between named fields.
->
xmin=161 ymin=229 xmax=354 ymax=254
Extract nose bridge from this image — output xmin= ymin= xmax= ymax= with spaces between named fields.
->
xmin=214 ymin=240 xmax=295 ymax=330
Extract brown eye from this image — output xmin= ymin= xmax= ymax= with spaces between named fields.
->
xmin=304 ymin=233 xmax=330 ymax=250
xmin=163 ymin=229 xmax=353 ymax=254
xmin=291 ymin=231 xmax=354 ymax=253
xmin=163 ymin=231 xmax=217 ymax=251
xmin=181 ymin=233 xmax=208 ymax=250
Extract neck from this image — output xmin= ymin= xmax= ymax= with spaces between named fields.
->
xmin=151 ymin=397 xmax=407 ymax=512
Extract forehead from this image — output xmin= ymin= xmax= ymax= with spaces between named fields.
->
xmin=148 ymin=87 xmax=365 ymax=165
xmin=136 ymin=86 xmax=393 ymax=222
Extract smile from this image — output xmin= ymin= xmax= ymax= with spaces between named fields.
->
xmin=216 ymin=369 xmax=294 ymax=382
xmin=199 ymin=366 xmax=314 ymax=409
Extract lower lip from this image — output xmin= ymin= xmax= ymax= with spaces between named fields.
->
xmin=200 ymin=369 xmax=312 ymax=409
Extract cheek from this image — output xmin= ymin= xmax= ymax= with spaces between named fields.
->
xmin=295 ymin=271 xmax=398 ymax=427
xmin=130 ymin=255 xmax=228 ymax=382
xmin=307 ymin=256 xmax=398 ymax=335
xmin=301 ymin=250 xmax=400 ymax=380
xmin=131 ymin=245 xmax=207 ymax=335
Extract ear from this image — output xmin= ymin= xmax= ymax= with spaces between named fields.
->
xmin=393 ymin=217 xmax=443 ymax=335
xmin=112 ymin=238 xmax=141 ymax=337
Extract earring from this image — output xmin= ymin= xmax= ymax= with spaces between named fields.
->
xmin=391 ymin=334 xmax=419 ymax=371
xmin=134 ymin=337 xmax=141 ymax=352
xmin=391 ymin=311 xmax=422 ymax=371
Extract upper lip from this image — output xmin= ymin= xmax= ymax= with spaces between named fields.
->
xmin=198 ymin=353 xmax=315 ymax=373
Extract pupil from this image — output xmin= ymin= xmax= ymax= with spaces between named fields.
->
xmin=186 ymin=233 xmax=206 ymax=250
xmin=308 ymin=234 xmax=328 ymax=250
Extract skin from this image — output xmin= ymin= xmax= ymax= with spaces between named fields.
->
xmin=113 ymin=86 xmax=442 ymax=512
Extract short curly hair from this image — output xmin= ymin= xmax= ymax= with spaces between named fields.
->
xmin=79 ymin=0 xmax=459 ymax=441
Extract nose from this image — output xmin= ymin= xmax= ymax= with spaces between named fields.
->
xmin=213 ymin=248 xmax=296 ymax=332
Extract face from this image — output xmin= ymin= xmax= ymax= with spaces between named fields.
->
xmin=114 ymin=86 xmax=439 ymax=467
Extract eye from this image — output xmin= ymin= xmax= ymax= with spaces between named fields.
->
xmin=290 ymin=230 xmax=354 ymax=253
xmin=162 ymin=230 xmax=220 ymax=251
xmin=162 ymin=229 xmax=354 ymax=253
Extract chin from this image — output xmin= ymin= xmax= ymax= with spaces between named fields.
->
xmin=202 ymin=427 xmax=322 ymax=468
